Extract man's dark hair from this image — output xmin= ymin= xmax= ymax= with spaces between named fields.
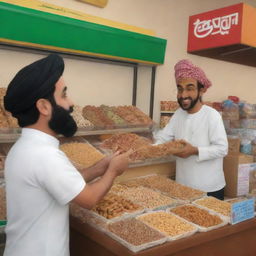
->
xmin=15 ymin=90 xmax=55 ymax=127
xmin=197 ymin=81 xmax=204 ymax=90
xmin=15 ymin=105 xmax=40 ymax=127
xmin=197 ymin=81 xmax=204 ymax=102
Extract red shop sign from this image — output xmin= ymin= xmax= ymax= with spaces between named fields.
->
xmin=187 ymin=3 xmax=243 ymax=52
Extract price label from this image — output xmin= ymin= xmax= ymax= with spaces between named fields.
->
xmin=231 ymin=198 xmax=255 ymax=224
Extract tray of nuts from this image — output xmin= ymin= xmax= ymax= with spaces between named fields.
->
xmin=59 ymin=138 xmax=105 ymax=169
xmin=193 ymin=197 xmax=231 ymax=223
xmin=137 ymin=211 xmax=198 ymax=241
xmin=113 ymin=186 xmax=178 ymax=211
xmin=70 ymin=203 xmax=108 ymax=232
xmin=121 ymin=174 xmax=206 ymax=202
xmin=168 ymin=204 xmax=228 ymax=232
xmin=106 ymin=218 xmax=167 ymax=253
xmin=91 ymin=193 xmax=144 ymax=223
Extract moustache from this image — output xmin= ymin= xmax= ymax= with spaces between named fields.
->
xmin=179 ymin=97 xmax=192 ymax=101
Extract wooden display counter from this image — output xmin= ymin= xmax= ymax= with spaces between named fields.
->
xmin=70 ymin=216 xmax=256 ymax=256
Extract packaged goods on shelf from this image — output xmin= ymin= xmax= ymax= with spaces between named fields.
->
xmin=227 ymin=135 xmax=240 ymax=154
xmin=224 ymin=153 xmax=254 ymax=197
xmin=222 ymin=100 xmax=239 ymax=121
xmin=229 ymin=120 xmax=241 ymax=129
xmin=239 ymin=103 xmax=256 ymax=119
xmin=240 ymin=119 xmax=256 ymax=129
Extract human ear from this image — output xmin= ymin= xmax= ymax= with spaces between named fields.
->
xmin=36 ymin=99 xmax=51 ymax=116
xmin=200 ymin=87 xmax=207 ymax=96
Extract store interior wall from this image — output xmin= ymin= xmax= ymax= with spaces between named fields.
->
xmin=0 ymin=0 xmax=256 ymax=123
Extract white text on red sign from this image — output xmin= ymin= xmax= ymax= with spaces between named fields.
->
xmin=193 ymin=12 xmax=239 ymax=38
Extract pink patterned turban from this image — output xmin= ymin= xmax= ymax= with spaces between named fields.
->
xmin=174 ymin=59 xmax=212 ymax=89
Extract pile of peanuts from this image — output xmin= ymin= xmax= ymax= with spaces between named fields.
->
xmin=170 ymin=205 xmax=223 ymax=227
xmin=108 ymin=218 xmax=165 ymax=246
xmin=194 ymin=197 xmax=231 ymax=216
xmin=138 ymin=212 xmax=195 ymax=237
xmin=115 ymin=186 xmax=177 ymax=209
xmin=92 ymin=193 xmax=141 ymax=219
xmin=60 ymin=142 xmax=104 ymax=168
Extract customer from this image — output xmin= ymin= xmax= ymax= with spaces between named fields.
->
xmin=3 ymin=54 xmax=129 ymax=256
xmin=155 ymin=59 xmax=228 ymax=200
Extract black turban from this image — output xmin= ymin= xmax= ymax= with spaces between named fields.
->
xmin=4 ymin=54 xmax=64 ymax=116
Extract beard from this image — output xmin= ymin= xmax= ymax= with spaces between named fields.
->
xmin=177 ymin=92 xmax=200 ymax=111
xmin=48 ymin=103 xmax=77 ymax=137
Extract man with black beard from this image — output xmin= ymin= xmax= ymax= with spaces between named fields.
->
xmin=155 ymin=59 xmax=228 ymax=200
xmin=3 ymin=54 xmax=129 ymax=256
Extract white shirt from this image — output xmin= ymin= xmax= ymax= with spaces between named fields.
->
xmin=155 ymin=105 xmax=228 ymax=192
xmin=4 ymin=128 xmax=86 ymax=256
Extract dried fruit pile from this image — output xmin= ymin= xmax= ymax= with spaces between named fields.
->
xmin=92 ymin=193 xmax=141 ymax=219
